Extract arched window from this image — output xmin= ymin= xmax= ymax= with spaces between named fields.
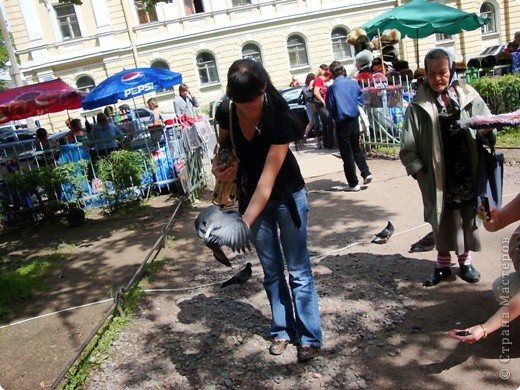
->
xmin=151 ymin=60 xmax=174 ymax=92
xmin=242 ymin=43 xmax=263 ymax=64
xmin=76 ymin=75 xmax=95 ymax=92
xmin=287 ymin=35 xmax=309 ymax=68
xmin=331 ymin=27 xmax=352 ymax=60
xmin=480 ymin=2 xmax=497 ymax=34
xmin=197 ymin=52 xmax=219 ymax=85
xmin=151 ymin=60 xmax=170 ymax=70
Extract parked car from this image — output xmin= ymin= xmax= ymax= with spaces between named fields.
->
xmin=0 ymin=128 xmax=37 ymax=159
xmin=208 ymin=87 xmax=310 ymax=130
xmin=279 ymin=86 xmax=309 ymax=128
xmin=0 ymin=124 xmax=18 ymax=136
xmin=208 ymin=96 xmax=227 ymax=120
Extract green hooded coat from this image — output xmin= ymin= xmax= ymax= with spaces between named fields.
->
xmin=399 ymin=81 xmax=496 ymax=231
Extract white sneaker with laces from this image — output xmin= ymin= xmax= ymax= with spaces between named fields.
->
xmin=363 ymin=175 xmax=373 ymax=185
xmin=344 ymin=184 xmax=361 ymax=192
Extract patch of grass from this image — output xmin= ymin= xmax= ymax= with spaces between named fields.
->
xmin=62 ymin=286 xmax=145 ymax=390
xmin=496 ymin=127 xmax=520 ymax=147
xmin=62 ymin=259 xmax=164 ymax=389
xmin=142 ymin=258 xmax=166 ymax=284
xmin=0 ymin=253 xmax=62 ymax=318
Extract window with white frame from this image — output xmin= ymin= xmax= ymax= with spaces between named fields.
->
xmin=242 ymin=43 xmax=263 ymax=64
xmin=287 ymin=35 xmax=309 ymax=68
xmin=76 ymin=76 xmax=95 ymax=92
xmin=232 ymin=0 xmax=252 ymax=5
xmin=435 ymin=32 xmax=452 ymax=41
xmin=54 ymin=3 xmax=81 ymax=39
xmin=331 ymin=27 xmax=353 ymax=60
xmin=184 ymin=0 xmax=205 ymax=15
xmin=135 ymin=1 xmax=158 ymax=24
xmin=151 ymin=60 xmax=174 ymax=92
xmin=480 ymin=2 xmax=497 ymax=34
xmin=197 ymin=52 xmax=219 ymax=85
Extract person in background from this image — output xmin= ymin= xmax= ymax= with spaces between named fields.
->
xmin=503 ymin=40 xmax=519 ymax=54
xmin=312 ymin=67 xmax=334 ymax=149
xmin=65 ymin=118 xmax=85 ymax=144
xmin=35 ymin=127 xmax=59 ymax=151
xmin=289 ymin=76 xmax=300 ymax=87
xmin=400 ymin=47 xmax=496 ymax=287
xmin=213 ymin=58 xmax=323 ymax=363
xmin=326 ymin=60 xmax=372 ymax=192
xmin=355 ymin=49 xmax=374 ymax=87
xmin=448 ymin=193 xmax=520 ymax=343
xmin=173 ymin=83 xmax=199 ymax=116
xmin=104 ymin=106 xmax=114 ymax=123
xmin=301 ymin=72 xmax=316 ymax=141
xmin=88 ymin=112 xmax=124 ymax=157
xmin=34 ymin=127 xmax=59 ymax=166
xmin=147 ymin=98 xmax=163 ymax=127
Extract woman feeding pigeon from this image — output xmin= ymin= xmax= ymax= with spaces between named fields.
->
xmin=212 ymin=58 xmax=323 ymax=362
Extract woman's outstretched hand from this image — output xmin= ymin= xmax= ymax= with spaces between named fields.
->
xmin=447 ymin=326 xmax=485 ymax=344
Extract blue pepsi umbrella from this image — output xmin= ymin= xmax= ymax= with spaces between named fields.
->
xmin=82 ymin=68 xmax=182 ymax=110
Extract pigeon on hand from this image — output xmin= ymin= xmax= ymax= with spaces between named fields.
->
xmin=195 ymin=205 xmax=252 ymax=267
xmin=371 ymin=220 xmax=395 ymax=244
xmin=221 ymin=262 xmax=253 ymax=288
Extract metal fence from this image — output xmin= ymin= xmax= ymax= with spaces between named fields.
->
xmin=360 ymin=75 xmax=415 ymax=149
xmin=0 ymin=115 xmax=214 ymax=225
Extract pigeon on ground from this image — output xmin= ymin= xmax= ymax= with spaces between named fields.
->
xmin=221 ymin=262 xmax=253 ymax=288
xmin=371 ymin=220 xmax=395 ymax=244
xmin=409 ymin=231 xmax=435 ymax=252
xmin=195 ymin=205 xmax=252 ymax=267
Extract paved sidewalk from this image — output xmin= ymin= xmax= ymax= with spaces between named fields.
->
xmin=1 ymin=141 xmax=519 ymax=390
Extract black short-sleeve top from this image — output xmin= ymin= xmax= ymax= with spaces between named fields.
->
xmin=215 ymin=98 xmax=305 ymax=207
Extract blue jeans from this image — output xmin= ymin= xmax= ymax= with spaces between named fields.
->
xmin=249 ymin=188 xmax=323 ymax=347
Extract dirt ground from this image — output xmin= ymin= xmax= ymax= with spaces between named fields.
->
xmin=1 ymin=144 xmax=520 ymax=390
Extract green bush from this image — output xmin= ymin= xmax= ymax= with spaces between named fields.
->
xmin=96 ymin=150 xmax=150 ymax=210
xmin=469 ymin=74 xmax=520 ymax=115
xmin=469 ymin=74 xmax=520 ymax=146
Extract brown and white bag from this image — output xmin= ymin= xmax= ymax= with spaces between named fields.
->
xmin=212 ymin=101 xmax=239 ymax=208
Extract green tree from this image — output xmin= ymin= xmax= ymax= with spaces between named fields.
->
xmin=0 ymin=35 xmax=8 ymax=90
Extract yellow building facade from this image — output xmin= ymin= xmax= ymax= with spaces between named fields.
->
xmin=2 ymin=0 xmax=519 ymax=130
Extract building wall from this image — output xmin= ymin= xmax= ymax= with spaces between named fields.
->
xmin=3 ymin=0 xmax=519 ymax=131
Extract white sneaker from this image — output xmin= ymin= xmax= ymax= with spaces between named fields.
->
xmin=363 ymin=175 xmax=373 ymax=185
xmin=344 ymin=184 xmax=361 ymax=192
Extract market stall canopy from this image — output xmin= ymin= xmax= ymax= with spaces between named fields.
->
xmin=360 ymin=0 xmax=489 ymax=65
xmin=0 ymin=78 xmax=87 ymax=124
xmin=81 ymin=68 xmax=183 ymax=110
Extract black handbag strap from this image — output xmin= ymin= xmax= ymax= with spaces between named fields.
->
xmin=228 ymin=100 xmax=236 ymax=151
